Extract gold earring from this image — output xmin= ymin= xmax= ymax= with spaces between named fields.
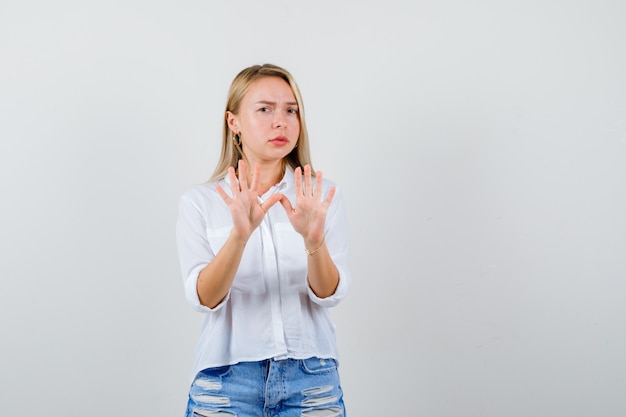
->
xmin=232 ymin=132 xmax=241 ymax=146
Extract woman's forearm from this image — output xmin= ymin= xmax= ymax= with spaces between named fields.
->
xmin=306 ymin=241 xmax=339 ymax=298
xmin=196 ymin=230 xmax=248 ymax=309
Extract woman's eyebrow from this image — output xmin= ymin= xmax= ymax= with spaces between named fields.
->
xmin=255 ymin=100 xmax=298 ymax=106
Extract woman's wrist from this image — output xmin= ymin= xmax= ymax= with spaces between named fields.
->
xmin=229 ymin=228 xmax=251 ymax=246
xmin=304 ymin=235 xmax=325 ymax=256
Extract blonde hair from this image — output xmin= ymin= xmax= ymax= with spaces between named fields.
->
xmin=209 ymin=64 xmax=314 ymax=181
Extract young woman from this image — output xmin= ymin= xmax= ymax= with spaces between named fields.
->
xmin=176 ymin=64 xmax=351 ymax=417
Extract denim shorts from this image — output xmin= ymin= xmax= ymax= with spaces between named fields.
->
xmin=185 ymin=357 xmax=346 ymax=417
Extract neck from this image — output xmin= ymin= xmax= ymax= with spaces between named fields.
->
xmin=244 ymin=158 xmax=285 ymax=194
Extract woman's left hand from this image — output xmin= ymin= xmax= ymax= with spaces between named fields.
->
xmin=278 ymin=164 xmax=336 ymax=249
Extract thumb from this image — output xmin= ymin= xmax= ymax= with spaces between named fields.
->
xmin=277 ymin=194 xmax=294 ymax=213
xmin=262 ymin=193 xmax=283 ymax=211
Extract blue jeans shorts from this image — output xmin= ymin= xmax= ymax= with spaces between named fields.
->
xmin=185 ymin=357 xmax=346 ymax=417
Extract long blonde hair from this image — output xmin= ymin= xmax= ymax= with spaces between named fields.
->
xmin=209 ymin=64 xmax=314 ymax=181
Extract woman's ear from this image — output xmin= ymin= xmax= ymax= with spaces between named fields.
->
xmin=226 ymin=111 xmax=239 ymax=133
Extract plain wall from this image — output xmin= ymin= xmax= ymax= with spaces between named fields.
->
xmin=1 ymin=0 xmax=625 ymax=415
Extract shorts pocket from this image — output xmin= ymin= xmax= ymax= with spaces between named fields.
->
xmin=199 ymin=365 xmax=233 ymax=379
xmin=300 ymin=357 xmax=338 ymax=375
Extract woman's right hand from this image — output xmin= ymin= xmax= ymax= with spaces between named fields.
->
xmin=216 ymin=160 xmax=281 ymax=241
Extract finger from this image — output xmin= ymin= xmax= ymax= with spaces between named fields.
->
xmin=324 ymin=185 xmax=337 ymax=206
xmin=237 ymin=159 xmax=248 ymax=190
xmin=227 ymin=166 xmax=239 ymax=195
xmin=304 ymin=164 xmax=313 ymax=196
xmin=216 ymin=184 xmax=231 ymax=203
xmin=263 ymin=193 xmax=283 ymax=211
xmin=294 ymin=166 xmax=303 ymax=197
xmin=250 ymin=163 xmax=260 ymax=193
xmin=314 ymin=170 xmax=323 ymax=200
xmin=278 ymin=194 xmax=294 ymax=213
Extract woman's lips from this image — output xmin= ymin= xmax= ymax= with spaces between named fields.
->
xmin=269 ymin=136 xmax=289 ymax=146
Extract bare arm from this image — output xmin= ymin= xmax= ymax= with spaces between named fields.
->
xmin=303 ymin=238 xmax=339 ymax=298
xmin=196 ymin=230 xmax=248 ymax=308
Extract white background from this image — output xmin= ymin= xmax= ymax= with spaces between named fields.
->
xmin=1 ymin=1 xmax=625 ymax=416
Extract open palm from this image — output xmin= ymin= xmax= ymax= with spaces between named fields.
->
xmin=279 ymin=165 xmax=336 ymax=247
xmin=216 ymin=160 xmax=281 ymax=241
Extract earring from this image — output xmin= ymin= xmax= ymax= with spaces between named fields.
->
xmin=232 ymin=132 xmax=241 ymax=146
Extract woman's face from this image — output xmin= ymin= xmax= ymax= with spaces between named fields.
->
xmin=228 ymin=76 xmax=300 ymax=165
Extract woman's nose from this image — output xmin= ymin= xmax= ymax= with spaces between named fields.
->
xmin=273 ymin=114 xmax=286 ymax=128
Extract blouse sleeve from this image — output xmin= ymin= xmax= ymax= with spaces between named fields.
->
xmin=176 ymin=189 xmax=230 ymax=312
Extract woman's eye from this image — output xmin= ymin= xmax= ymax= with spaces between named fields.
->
xmin=259 ymin=107 xmax=271 ymax=112
xmin=287 ymin=108 xmax=298 ymax=114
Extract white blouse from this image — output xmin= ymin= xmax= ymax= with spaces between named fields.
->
xmin=176 ymin=168 xmax=351 ymax=380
